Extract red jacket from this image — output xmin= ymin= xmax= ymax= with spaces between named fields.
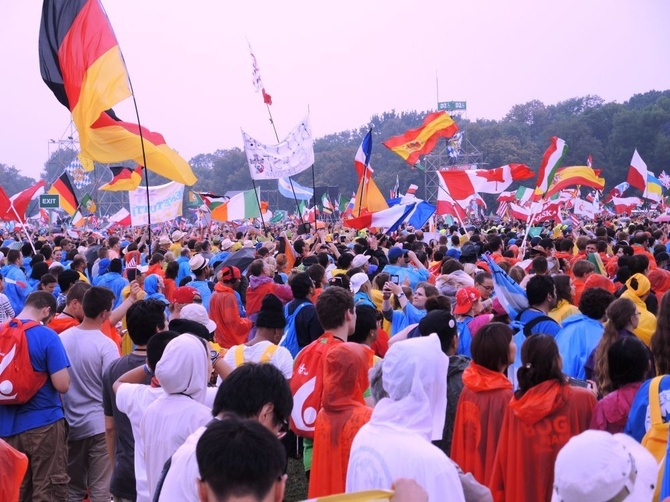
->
xmin=490 ymin=380 xmax=596 ymax=502
xmin=246 ymin=275 xmax=293 ymax=316
xmin=451 ymin=363 xmax=513 ymax=488
xmin=210 ymin=283 xmax=252 ymax=348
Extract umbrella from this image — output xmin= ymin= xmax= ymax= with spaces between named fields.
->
xmin=654 ymin=214 xmax=670 ymax=223
xmin=213 ymin=247 xmax=256 ymax=275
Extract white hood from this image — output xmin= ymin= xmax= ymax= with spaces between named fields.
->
xmin=377 ymin=333 xmax=448 ymax=441
xmin=155 ymin=334 xmax=210 ymax=404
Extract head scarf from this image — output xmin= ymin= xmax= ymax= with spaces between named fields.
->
xmin=143 ymin=274 xmax=169 ymax=304
xmin=377 ymin=334 xmax=449 ymax=441
xmin=625 ymin=273 xmax=651 ymax=297
xmin=155 ymin=334 xmax=209 ymax=403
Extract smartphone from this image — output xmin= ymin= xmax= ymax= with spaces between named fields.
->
xmin=390 ymin=274 xmax=400 ymax=285
xmin=127 ymin=268 xmax=137 ymax=282
xmin=340 ymin=236 xmax=347 ymax=243
xmin=567 ymin=376 xmax=592 ymax=389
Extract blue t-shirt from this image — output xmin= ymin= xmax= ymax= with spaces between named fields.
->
xmin=190 ymin=280 xmax=213 ymax=312
xmin=0 ymin=321 xmax=71 ymax=436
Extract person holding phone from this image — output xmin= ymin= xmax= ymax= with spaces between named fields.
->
xmin=382 ymin=247 xmax=429 ymax=290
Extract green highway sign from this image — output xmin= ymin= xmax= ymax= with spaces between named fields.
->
xmin=438 ymin=101 xmax=467 ymax=112
xmin=39 ymin=194 xmax=60 ymax=209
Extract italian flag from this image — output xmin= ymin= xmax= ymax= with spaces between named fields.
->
xmin=533 ymin=137 xmax=567 ymax=201
xmin=211 ymin=189 xmax=261 ymax=222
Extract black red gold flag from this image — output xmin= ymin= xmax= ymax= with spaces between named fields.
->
xmin=39 ymin=0 xmax=196 ymax=185
xmin=99 ymin=165 xmax=143 ymax=191
xmin=48 ymin=173 xmax=79 ymax=215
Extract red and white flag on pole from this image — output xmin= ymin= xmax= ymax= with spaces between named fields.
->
xmin=248 ymin=43 xmax=272 ymax=105
xmin=627 ymin=149 xmax=647 ymax=192
xmin=612 ymin=196 xmax=642 ymax=215
xmin=437 ymin=164 xmax=534 ymax=201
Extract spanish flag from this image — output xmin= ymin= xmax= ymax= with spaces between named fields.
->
xmin=383 ymin=111 xmax=459 ymax=166
xmin=99 ymin=165 xmax=143 ymax=191
xmin=49 ymin=173 xmax=79 ymax=216
xmin=545 ymin=166 xmax=605 ymax=198
xmin=39 ymin=0 xmax=197 ymax=186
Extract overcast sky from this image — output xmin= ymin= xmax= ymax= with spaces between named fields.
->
xmin=1 ymin=0 xmax=669 ymax=181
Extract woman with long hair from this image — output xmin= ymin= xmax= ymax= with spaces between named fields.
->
xmin=590 ymin=336 xmax=650 ymax=433
xmin=490 ymin=334 xmax=596 ymax=502
xmin=549 ymin=275 xmax=579 ymax=325
xmin=587 ymin=298 xmax=654 ymax=395
xmin=651 ymin=290 xmax=670 ymax=375
xmin=451 ymin=323 xmax=515 ymax=488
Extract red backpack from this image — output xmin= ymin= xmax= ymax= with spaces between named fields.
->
xmin=290 ymin=333 xmax=341 ymax=439
xmin=0 ymin=319 xmax=46 ymax=405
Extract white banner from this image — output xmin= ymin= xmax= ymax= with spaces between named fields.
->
xmin=129 ymin=182 xmax=184 ymax=226
xmin=242 ymin=116 xmax=314 ymax=180
xmin=573 ymin=198 xmax=597 ymax=218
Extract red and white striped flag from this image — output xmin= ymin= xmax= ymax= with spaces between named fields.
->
xmin=586 ymin=154 xmax=593 ymax=168
xmin=496 ymin=201 xmax=509 ymax=218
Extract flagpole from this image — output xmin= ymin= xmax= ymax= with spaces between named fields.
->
xmin=8 ymin=204 xmax=36 ymax=254
xmin=251 ymin=181 xmax=267 ymax=234
xmin=436 ymin=183 xmax=468 ymax=231
xmin=125 ymin=75 xmax=153 ymax=255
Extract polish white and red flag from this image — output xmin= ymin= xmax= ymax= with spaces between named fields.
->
xmin=627 ymin=149 xmax=647 ymax=192
xmin=612 ymin=196 xmax=642 ymax=215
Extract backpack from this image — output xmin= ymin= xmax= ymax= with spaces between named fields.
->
xmin=0 ymin=319 xmax=45 ymax=405
xmin=642 ymin=376 xmax=667 ymax=500
xmin=289 ymin=332 xmax=339 ymax=439
xmin=234 ymin=344 xmax=278 ymax=366
xmin=280 ymin=302 xmax=309 ymax=359
xmin=511 ymin=309 xmax=558 ymax=338
xmin=456 ymin=316 xmax=473 ymax=358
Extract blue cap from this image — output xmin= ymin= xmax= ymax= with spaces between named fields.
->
xmin=388 ymin=247 xmax=409 ymax=261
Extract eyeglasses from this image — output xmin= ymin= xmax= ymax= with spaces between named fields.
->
xmin=276 ymin=419 xmax=289 ymax=439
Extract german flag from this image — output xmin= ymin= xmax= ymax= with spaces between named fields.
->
xmin=99 ymin=165 xmax=143 ymax=191
xmin=39 ymin=0 xmax=196 ymax=186
xmin=49 ymin=173 xmax=79 ymax=216
xmin=383 ymin=111 xmax=459 ymax=166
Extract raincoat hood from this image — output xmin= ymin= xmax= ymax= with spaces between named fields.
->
xmin=601 ymin=382 xmax=642 ymax=426
xmin=462 ymin=362 xmax=513 ymax=392
xmin=375 ymin=334 xmax=449 ymax=441
xmin=155 ymin=334 xmax=209 ymax=403
xmin=144 ymin=274 xmax=168 ymax=304
xmin=648 ymin=268 xmax=670 ymax=296
xmin=249 ymin=275 xmax=274 ymax=289
xmin=560 ymin=313 xmax=601 ymax=329
xmin=510 ymin=379 xmax=569 ymax=425
xmin=214 ymin=282 xmax=234 ymax=293
xmin=322 ymin=343 xmax=371 ymax=413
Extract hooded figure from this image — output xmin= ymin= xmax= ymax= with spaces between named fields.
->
xmin=139 ymin=334 xmax=212 ymax=498
xmin=346 ymin=334 xmax=465 ymax=501
xmin=143 ymin=274 xmax=169 ymax=305
xmin=309 ymin=343 xmax=373 ymax=498
xmin=620 ymin=273 xmax=656 ymax=346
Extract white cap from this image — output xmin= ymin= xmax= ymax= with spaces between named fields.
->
xmin=552 ymin=430 xmax=657 ymax=502
xmin=352 ymin=254 xmax=371 ymax=269
xmin=350 ymin=272 xmax=369 ymax=294
xmin=220 ymin=238 xmax=234 ymax=251
xmin=180 ymin=303 xmax=217 ymax=334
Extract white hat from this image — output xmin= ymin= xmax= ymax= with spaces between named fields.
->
xmin=171 ymin=230 xmax=185 ymax=242
xmin=159 ymin=235 xmax=171 ymax=246
xmin=352 ymin=254 xmax=371 ymax=269
xmin=552 ymin=430 xmax=657 ymax=502
xmin=220 ymin=238 xmax=234 ymax=251
xmin=137 ymin=264 xmax=149 ymax=274
xmin=350 ymin=272 xmax=369 ymax=294
xmin=180 ymin=304 xmax=217 ymax=334
xmin=243 ymin=240 xmax=255 ymax=248
xmin=189 ymin=254 xmax=209 ymax=272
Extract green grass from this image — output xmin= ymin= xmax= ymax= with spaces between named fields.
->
xmin=284 ymin=457 xmax=309 ymax=502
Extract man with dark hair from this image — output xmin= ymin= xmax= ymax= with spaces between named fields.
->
xmin=382 ymin=247 xmax=429 ymax=289
xmin=3 ymin=248 xmax=28 ymax=314
xmin=517 ymin=275 xmax=560 ymax=337
xmin=158 ymin=363 xmax=293 ymax=500
xmin=59 ymin=286 xmax=120 ymax=501
xmin=94 ymin=258 xmax=129 ymax=309
xmin=102 ymin=299 xmax=167 ymax=502
xmin=196 ymin=418 xmax=287 ymax=502
xmin=556 ymin=287 xmax=615 ymax=380
xmin=71 ymin=254 xmax=89 ymax=283
xmin=286 ymin=272 xmax=324 ymax=349
xmin=188 ymin=255 xmax=213 ymax=312
xmin=1 ymin=292 xmax=71 ymax=501
xmin=56 ymin=269 xmax=80 ymax=310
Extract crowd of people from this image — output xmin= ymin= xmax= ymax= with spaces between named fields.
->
xmin=1 ymin=217 xmax=669 ymax=501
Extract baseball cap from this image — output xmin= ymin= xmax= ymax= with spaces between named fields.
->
xmin=552 ymin=430 xmax=656 ymax=502
xmin=388 ymin=247 xmax=408 ymax=261
xmin=349 ymin=272 xmax=369 ymax=294
xmin=173 ymin=286 xmax=200 ymax=304
xmin=189 ymin=254 xmax=209 ymax=272
xmin=453 ymin=287 xmax=481 ymax=315
xmin=180 ymin=303 xmax=217 ymax=334
xmin=352 ymin=254 xmax=371 ymax=269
